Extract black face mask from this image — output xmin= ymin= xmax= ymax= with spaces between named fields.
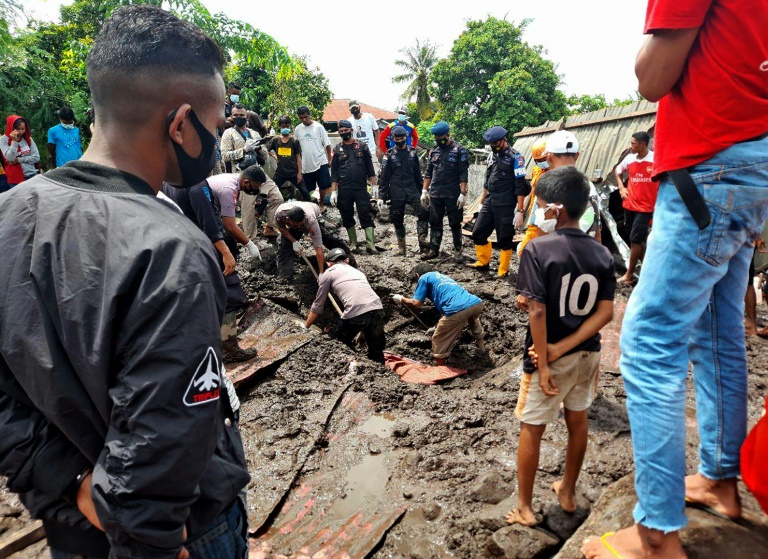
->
xmin=394 ymin=139 xmax=406 ymax=148
xmin=351 ymin=108 xmax=360 ymax=116
xmin=168 ymin=109 xmax=217 ymax=188
xmin=437 ymin=137 xmax=449 ymax=147
xmin=340 ymin=132 xmax=352 ymax=141
xmin=233 ymin=117 xmax=247 ymax=127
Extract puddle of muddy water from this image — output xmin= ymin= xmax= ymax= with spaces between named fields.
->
xmin=326 ymin=453 xmax=392 ymax=521
xmin=358 ymin=414 xmax=396 ymax=438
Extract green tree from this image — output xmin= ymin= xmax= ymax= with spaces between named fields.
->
xmin=566 ymin=93 xmax=608 ymax=115
xmin=266 ymin=56 xmax=332 ymax=126
xmin=392 ymin=39 xmax=438 ymax=120
xmin=430 ymin=17 xmax=567 ymax=149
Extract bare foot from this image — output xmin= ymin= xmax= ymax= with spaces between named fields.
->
xmin=552 ymin=480 xmax=576 ymax=513
xmin=757 ymin=325 xmax=768 ymax=339
xmin=582 ymin=524 xmax=687 ymax=559
xmin=745 ymin=322 xmax=758 ymax=336
xmin=505 ymin=507 xmax=538 ymax=526
xmin=685 ymin=473 xmax=741 ymax=519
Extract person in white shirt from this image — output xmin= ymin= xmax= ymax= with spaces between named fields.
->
xmin=294 ymin=106 xmax=332 ymax=208
xmin=348 ymin=99 xmax=382 ymax=170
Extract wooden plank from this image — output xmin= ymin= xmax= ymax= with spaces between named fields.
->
xmin=0 ymin=521 xmax=45 ymax=559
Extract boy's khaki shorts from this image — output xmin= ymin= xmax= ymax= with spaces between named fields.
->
xmin=515 ymin=351 xmax=600 ymax=425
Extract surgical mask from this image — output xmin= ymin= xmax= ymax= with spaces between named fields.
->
xmin=533 ymin=203 xmax=562 ymax=233
xmin=536 ymin=161 xmax=549 ymax=170
xmin=168 ymin=109 xmax=217 ymax=188
xmin=280 ymin=128 xmax=291 ymax=135
xmin=394 ymin=139 xmax=406 ymax=148
xmin=233 ymin=117 xmax=247 ymax=127
xmin=340 ymin=132 xmax=352 ymax=141
xmin=397 ymin=113 xmax=406 ymax=122
xmin=61 ymin=123 xmax=75 ymax=130
xmin=437 ymin=137 xmax=449 ymax=147
xmin=229 ymin=94 xmax=240 ymax=103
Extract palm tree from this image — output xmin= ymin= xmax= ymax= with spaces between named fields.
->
xmin=392 ymin=39 xmax=438 ymax=119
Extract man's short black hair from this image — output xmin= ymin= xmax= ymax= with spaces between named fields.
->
xmin=296 ymin=106 xmax=310 ymax=116
xmin=233 ymin=103 xmax=247 ymax=111
xmin=412 ymin=263 xmax=432 ymax=279
xmin=278 ymin=115 xmax=291 ymax=127
xmin=632 ymin=131 xmax=651 ymax=146
xmin=287 ymin=206 xmax=305 ymax=222
xmin=535 ymin=166 xmax=590 ymax=219
xmin=227 ymin=82 xmax=242 ymax=91
xmin=240 ymin=164 xmax=266 ymax=184
xmin=86 ymin=6 xmax=225 ymax=112
xmin=59 ymin=107 xmax=75 ymax=121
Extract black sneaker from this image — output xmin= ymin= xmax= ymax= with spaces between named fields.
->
xmin=421 ymin=248 xmax=439 ymax=260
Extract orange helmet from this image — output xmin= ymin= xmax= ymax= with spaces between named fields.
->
xmin=531 ymin=140 xmax=547 ymax=160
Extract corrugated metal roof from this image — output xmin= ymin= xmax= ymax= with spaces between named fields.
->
xmin=323 ymin=99 xmax=398 ymax=123
xmin=513 ymin=100 xmax=658 ymax=184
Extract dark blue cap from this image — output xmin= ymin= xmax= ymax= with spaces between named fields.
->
xmin=483 ymin=125 xmax=507 ymax=143
xmin=338 ymin=119 xmax=352 ymax=129
xmin=392 ymin=125 xmax=407 ymax=137
xmin=430 ymin=121 xmax=450 ymax=135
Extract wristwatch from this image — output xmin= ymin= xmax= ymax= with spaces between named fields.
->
xmin=515 ymin=208 xmax=524 ymax=213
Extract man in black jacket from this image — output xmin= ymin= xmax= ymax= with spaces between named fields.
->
xmin=379 ymin=125 xmax=429 ymax=256
xmin=0 ymin=6 xmax=250 ymax=559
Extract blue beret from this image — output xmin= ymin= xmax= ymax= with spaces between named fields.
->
xmin=392 ymin=125 xmax=407 ymax=137
xmin=430 ymin=121 xmax=450 ymax=135
xmin=483 ymin=125 xmax=507 ymax=143
xmin=338 ymin=119 xmax=352 ymax=129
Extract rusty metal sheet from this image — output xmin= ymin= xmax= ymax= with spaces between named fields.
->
xmin=227 ymin=300 xmax=317 ymax=386
xmin=600 ymin=299 xmax=626 ymax=373
xmin=250 ymin=392 xmax=408 ymax=558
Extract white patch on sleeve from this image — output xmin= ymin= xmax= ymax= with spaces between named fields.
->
xmin=184 ymin=347 xmax=221 ymax=406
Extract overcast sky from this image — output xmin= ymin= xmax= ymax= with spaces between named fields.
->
xmin=23 ymin=0 xmax=649 ymax=112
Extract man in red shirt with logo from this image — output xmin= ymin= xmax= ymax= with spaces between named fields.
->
xmin=615 ymin=131 xmax=659 ymax=284
xmin=583 ymin=1 xmax=768 ymax=558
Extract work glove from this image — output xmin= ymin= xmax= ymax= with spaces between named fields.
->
xmin=392 ymin=294 xmax=403 ymax=303
xmin=426 ymin=327 xmax=435 ymax=337
xmin=420 ymin=190 xmax=430 ymax=209
xmin=311 ymin=189 xmax=320 ymax=202
xmin=246 ymin=240 xmax=262 ymax=260
xmin=457 ymin=193 xmax=466 ymax=209
xmin=243 ymin=140 xmax=256 ymax=153
xmin=330 ymin=191 xmax=338 ymax=206
xmin=377 ymin=199 xmax=384 ymax=212
xmin=513 ymin=211 xmax=524 ymax=230
xmin=372 ymin=185 xmax=379 ymax=199
xmin=292 ymin=240 xmax=301 ymax=254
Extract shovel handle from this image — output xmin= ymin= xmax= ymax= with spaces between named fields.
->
xmin=299 ymin=249 xmax=344 ymax=318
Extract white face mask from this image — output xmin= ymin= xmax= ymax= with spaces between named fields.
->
xmin=61 ymin=123 xmax=75 ymax=130
xmin=536 ymin=160 xmax=549 ymax=170
xmin=533 ymin=203 xmax=562 ymax=233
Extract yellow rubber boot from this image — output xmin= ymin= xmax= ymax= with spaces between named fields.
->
xmin=469 ymin=242 xmax=492 ymax=270
xmin=497 ymin=249 xmax=512 ymax=278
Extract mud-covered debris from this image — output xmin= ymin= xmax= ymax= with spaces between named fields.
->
xmin=489 ymin=524 xmax=559 ymax=559
xmin=422 ymin=502 xmax=442 ymax=521
xmin=392 ymin=421 xmax=410 ymax=438
xmin=470 ymin=472 xmax=514 ymax=504
xmin=542 ymin=495 xmax=591 ymax=542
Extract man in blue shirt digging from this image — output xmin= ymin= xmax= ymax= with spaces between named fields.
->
xmin=393 ymin=264 xmax=486 ymax=366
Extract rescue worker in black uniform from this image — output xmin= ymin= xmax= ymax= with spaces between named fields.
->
xmin=421 ymin=120 xmax=470 ymax=261
xmin=469 ymin=125 xmax=531 ymax=277
xmin=0 ymin=7 xmax=250 ymax=558
xmin=329 ymin=119 xmax=378 ymax=254
xmin=379 ymin=125 xmax=429 ymax=256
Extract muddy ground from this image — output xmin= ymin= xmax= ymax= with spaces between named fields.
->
xmin=2 ymin=206 xmax=767 ymax=558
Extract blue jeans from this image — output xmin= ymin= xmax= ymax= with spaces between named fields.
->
xmin=51 ymin=499 xmax=247 ymax=559
xmin=620 ymin=135 xmax=768 ymax=532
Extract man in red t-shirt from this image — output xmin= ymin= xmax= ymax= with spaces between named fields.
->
xmin=583 ymin=1 xmax=768 ymax=559
xmin=615 ymin=131 xmax=659 ymax=283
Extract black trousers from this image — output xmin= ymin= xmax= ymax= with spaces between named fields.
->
xmin=390 ymin=191 xmax=429 ymax=240
xmin=277 ymin=223 xmax=353 ymax=278
xmin=471 ymin=201 xmax=516 ymax=250
xmin=336 ymin=309 xmax=386 ymax=363
xmin=273 ymin=171 xmax=311 ymax=201
xmin=338 ymin=185 xmax=374 ymax=229
xmin=429 ymin=196 xmax=463 ymax=250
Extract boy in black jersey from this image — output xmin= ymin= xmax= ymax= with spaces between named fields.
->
xmin=507 ymin=167 xmax=616 ymax=527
